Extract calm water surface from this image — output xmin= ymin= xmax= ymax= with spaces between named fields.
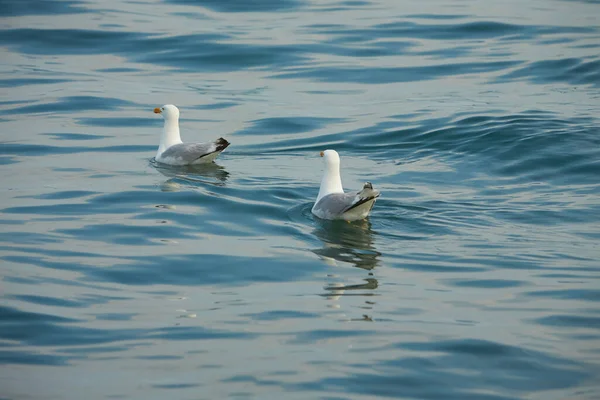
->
xmin=1 ymin=0 xmax=600 ymax=399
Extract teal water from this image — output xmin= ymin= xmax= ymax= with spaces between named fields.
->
xmin=1 ymin=0 xmax=600 ymax=399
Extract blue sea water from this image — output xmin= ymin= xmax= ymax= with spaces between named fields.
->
xmin=1 ymin=0 xmax=600 ymax=398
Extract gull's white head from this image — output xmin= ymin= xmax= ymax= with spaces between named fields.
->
xmin=153 ymin=104 xmax=180 ymax=120
xmin=320 ymin=149 xmax=340 ymax=168
xmin=315 ymin=149 xmax=343 ymax=203
xmin=154 ymin=104 xmax=182 ymax=158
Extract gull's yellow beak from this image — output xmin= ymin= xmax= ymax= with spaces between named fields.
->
xmin=320 ymin=151 xmax=324 ymax=157
xmin=153 ymin=107 xmax=161 ymax=114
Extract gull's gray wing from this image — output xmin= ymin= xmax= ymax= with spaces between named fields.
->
xmin=313 ymin=182 xmax=380 ymax=220
xmin=160 ymin=138 xmax=229 ymax=164
xmin=313 ymin=192 xmax=360 ymax=218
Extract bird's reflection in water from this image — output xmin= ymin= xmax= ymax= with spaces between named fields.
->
xmin=311 ymin=219 xmax=381 ymax=316
xmin=312 ymin=219 xmax=381 ymax=270
xmin=152 ymin=159 xmax=229 ymax=192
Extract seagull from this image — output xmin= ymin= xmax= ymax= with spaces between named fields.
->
xmin=153 ymin=104 xmax=230 ymax=165
xmin=311 ymin=149 xmax=380 ymax=221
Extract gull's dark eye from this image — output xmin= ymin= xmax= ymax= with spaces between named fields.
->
xmin=161 ymin=107 xmax=164 ymax=111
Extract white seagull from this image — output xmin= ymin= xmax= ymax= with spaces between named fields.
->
xmin=312 ymin=149 xmax=380 ymax=221
xmin=153 ymin=104 xmax=230 ymax=165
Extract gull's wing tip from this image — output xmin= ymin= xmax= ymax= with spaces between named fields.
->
xmin=216 ymin=137 xmax=231 ymax=152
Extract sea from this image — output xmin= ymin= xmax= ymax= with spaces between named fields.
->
xmin=1 ymin=0 xmax=599 ymax=399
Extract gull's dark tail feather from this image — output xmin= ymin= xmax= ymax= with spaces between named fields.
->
xmin=343 ymin=183 xmax=381 ymax=213
xmin=216 ymin=137 xmax=230 ymax=152
xmin=198 ymin=137 xmax=231 ymax=160
xmin=361 ymin=182 xmax=380 ymax=199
